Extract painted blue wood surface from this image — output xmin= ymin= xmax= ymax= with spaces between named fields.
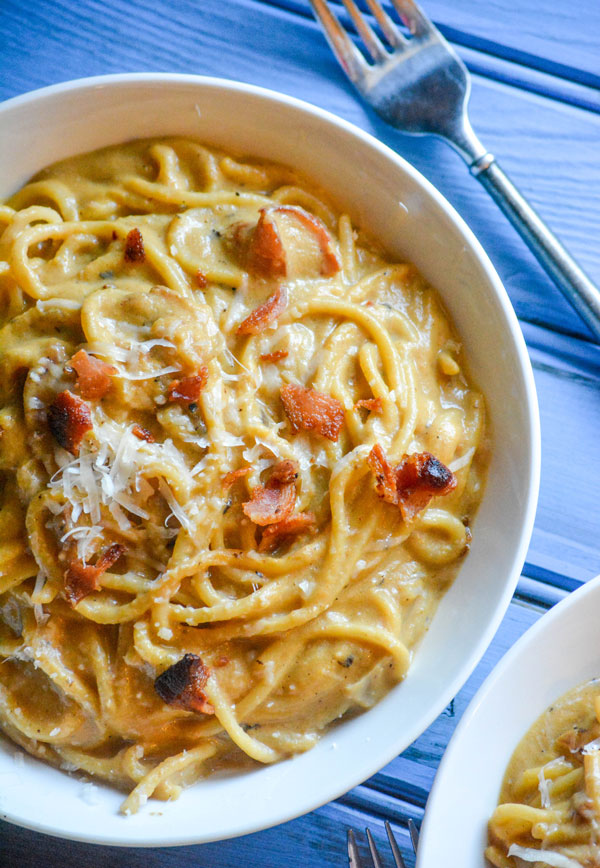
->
xmin=0 ymin=0 xmax=599 ymax=865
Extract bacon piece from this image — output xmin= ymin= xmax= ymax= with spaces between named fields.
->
xmin=367 ymin=443 xmax=399 ymax=505
xmin=64 ymin=543 xmax=125 ymax=607
xmin=196 ymin=270 xmax=208 ymax=288
xmin=242 ymin=481 xmax=296 ymax=527
xmin=243 ymin=209 xmax=287 ymax=278
xmin=132 ymin=424 xmax=155 ymax=443
xmin=355 ymin=397 xmax=383 ymax=414
xmin=242 ymin=460 xmax=299 ymax=526
xmin=124 ymin=227 xmax=145 ymax=263
xmin=68 ymin=349 xmax=116 ymax=400
xmin=280 ymin=384 xmax=344 ymax=442
xmin=274 ymin=205 xmax=340 ymax=276
xmin=367 ymin=445 xmax=457 ymax=522
xmin=258 ymin=511 xmax=317 ymax=552
xmin=154 ymin=653 xmax=214 ymax=715
xmin=222 ymin=466 xmax=250 ymax=488
xmin=259 ymin=349 xmax=288 ymax=363
xmin=236 ymin=286 xmax=287 ymax=336
xmin=47 ymin=390 xmax=93 ymax=455
xmin=167 ymin=367 xmax=208 ymax=405
xmin=269 ymin=459 xmax=299 ymax=485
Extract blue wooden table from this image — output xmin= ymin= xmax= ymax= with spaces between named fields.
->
xmin=1 ymin=1 xmax=599 ymax=865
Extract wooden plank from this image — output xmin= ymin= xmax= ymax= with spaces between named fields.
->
xmin=0 ymin=801 xmax=416 ymax=868
xmin=267 ymin=0 xmax=600 ymax=89
xmin=1 ymin=0 xmax=598 ymax=342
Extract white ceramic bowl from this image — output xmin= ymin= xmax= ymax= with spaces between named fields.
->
xmin=0 ymin=73 xmax=540 ymax=846
xmin=418 ymin=574 xmax=600 ymax=867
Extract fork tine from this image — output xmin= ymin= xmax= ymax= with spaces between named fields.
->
xmin=365 ymin=828 xmax=384 ymax=868
xmin=407 ymin=818 xmax=420 ymax=853
xmin=363 ymin=0 xmax=408 ymax=47
xmin=339 ymin=0 xmax=388 ymax=62
xmin=389 ymin=0 xmax=436 ymax=37
xmin=309 ymin=0 xmax=369 ymax=82
xmin=384 ymin=821 xmax=408 ymax=868
xmin=348 ymin=829 xmax=365 ymax=868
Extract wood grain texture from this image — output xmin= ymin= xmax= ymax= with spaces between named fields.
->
xmin=0 ymin=0 xmax=598 ymax=865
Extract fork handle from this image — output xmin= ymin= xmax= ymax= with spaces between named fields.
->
xmin=469 ymin=154 xmax=600 ymax=340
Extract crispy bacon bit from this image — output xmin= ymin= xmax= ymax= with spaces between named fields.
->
xmin=132 ymin=424 xmax=155 ymax=443
xmin=64 ymin=543 xmax=125 ymax=607
xmin=274 ymin=205 xmax=340 ymax=276
xmin=280 ymin=383 xmax=344 ymax=442
xmin=367 ymin=443 xmax=398 ymax=505
xmin=355 ymin=397 xmax=383 ymax=414
xmin=367 ymin=445 xmax=457 ymax=522
xmin=244 ymin=209 xmax=287 ymax=278
xmin=68 ymin=349 xmax=116 ymax=400
xmin=124 ymin=227 xmax=145 ymax=263
xmin=258 ymin=511 xmax=317 ymax=552
xmin=167 ymin=367 xmax=208 ymax=405
xmin=236 ymin=286 xmax=287 ymax=336
xmin=154 ymin=653 xmax=215 ymax=715
xmin=222 ymin=466 xmax=251 ymax=488
xmin=269 ymin=459 xmax=299 ymax=485
xmin=196 ymin=270 xmax=208 ymax=288
xmin=259 ymin=349 xmax=288 ymax=363
xmin=242 ymin=460 xmax=299 ymax=526
xmin=242 ymin=481 xmax=296 ymax=527
xmin=47 ymin=390 xmax=93 ymax=455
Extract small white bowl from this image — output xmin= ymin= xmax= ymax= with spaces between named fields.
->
xmin=418 ymin=574 xmax=600 ymax=867
xmin=0 ymin=74 xmax=540 ymax=846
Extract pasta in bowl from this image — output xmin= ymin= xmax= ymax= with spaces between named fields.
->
xmin=417 ymin=576 xmax=600 ymax=868
xmin=487 ymin=677 xmax=600 ymax=866
xmin=0 ymin=136 xmax=484 ymax=813
xmin=0 ymin=75 xmax=538 ymax=845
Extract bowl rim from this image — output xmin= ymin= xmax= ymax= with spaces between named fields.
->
xmin=0 ymin=72 xmax=541 ymax=846
xmin=417 ymin=573 xmax=600 ymax=866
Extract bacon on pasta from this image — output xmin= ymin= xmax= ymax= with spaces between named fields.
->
xmin=368 ymin=445 xmax=456 ymax=522
xmin=258 ymin=511 xmax=317 ymax=552
xmin=68 ymin=349 xmax=116 ymax=400
xmin=132 ymin=424 xmax=155 ymax=443
xmin=355 ymin=397 xmax=383 ymax=414
xmin=64 ymin=543 xmax=125 ymax=607
xmin=237 ymin=286 xmax=287 ymax=335
xmin=47 ymin=390 xmax=93 ymax=455
xmin=222 ymin=466 xmax=251 ymax=488
xmin=124 ymin=227 xmax=145 ymax=263
xmin=273 ymin=205 xmax=340 ymax=276
xmin=154 ymin=654 xmax=214 ymax=715
xmin=167 ymin=368 xmax=208 ymax=405
xmin=242 ymin=461 xmax=298 ymax=526
xmin=281 ymin=383 xmax=344 ymax=441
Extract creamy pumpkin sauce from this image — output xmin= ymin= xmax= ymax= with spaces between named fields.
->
xmin=0 ymin=138 xmax=486 ymax=812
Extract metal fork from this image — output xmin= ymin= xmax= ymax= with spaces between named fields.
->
xmin=310 ymin=0 xmax=600 ymax=341
xmin=347 ymin=819 xmax=419 ymax=867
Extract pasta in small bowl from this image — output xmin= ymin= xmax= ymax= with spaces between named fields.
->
xmin=0 ymin=74 xmax=539 ymax=845
xmin=418 ymin=574 xmax=600 ymax=868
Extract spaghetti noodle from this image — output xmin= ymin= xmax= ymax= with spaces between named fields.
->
xmin=0 ymin=137 xmax=486 ymax=813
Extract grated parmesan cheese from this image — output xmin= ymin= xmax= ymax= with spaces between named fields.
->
xmin=86 ymin=338 xmax=180 ymax=381
xmin=449 ymin=447 xmax=475 ymax=474
xmin=507 ymin=844 xmax=583 ymax=867
xmin=49 ymin=414 xmax=194 ymax=538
